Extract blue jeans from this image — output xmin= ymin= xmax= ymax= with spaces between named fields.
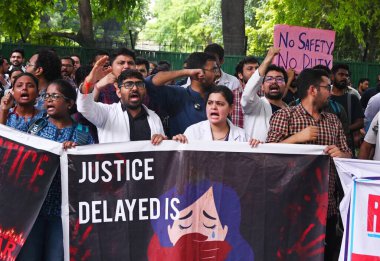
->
xmin=16 ymin=215 xmax=64 ymax=261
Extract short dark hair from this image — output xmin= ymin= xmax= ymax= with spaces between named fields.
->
xmin=313 ymin=65 xmax=332 ymax=76
xmin=264 ymin=65 xmax=288 ymax=84
xmin=13 ymin=72 xmax=39 ymax=89
xmin=91 ymin=50 xmax=109 ymax=64
xmin=75 ymin=65 xmax=93 ymax=86
xmin=136 ymin=57 xmax=149 ymax=72
xmin=297 ymin=69 xmax=329 ymax=100
xmin=110 ymin=48 xmax=136 ymax=65
xmin=204 ymin=43 xmax=224 ymax=61
xmin=71 ymin=54 xmax=81 ymax=60
xmin=34 ymin=49 xmax=62 ymax=82
xmin=206 ymin=85 xmax=234 ymax=106
xmin=10 ymin=48 xmax=25 ymax=58
xmin=8 ymin=67 xmax=24 ymax=79
xmin=235 ymin=56 xmax=260 ymax=77
xmin=358 ymin=78 xmax=369 ymax=85
xmin=186 ymin=52 xmax=216 ymax=70
xmin=331 ymin=63 xmax=350 ymax=75
xmin=117 ymin=69 xmax=144 ymax=88
xmin=61 ymin=56 xmax=74 ymax=65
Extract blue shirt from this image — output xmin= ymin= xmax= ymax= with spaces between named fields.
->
xmin=6 ymin=107 xmax=45 ymax=132
xmin=145 ymin=76 xmax=207 ymax=137
xmin=35 ymin=89 xmax=46 ymax=111
xmin=34 ymin=119 xmax=94 ymax=216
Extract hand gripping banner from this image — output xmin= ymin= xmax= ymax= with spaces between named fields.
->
xmin=62 ymin=141 xmax=330 ymax=261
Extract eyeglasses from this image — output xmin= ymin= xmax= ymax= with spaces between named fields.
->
xmin=203 ymin=67 xmax=220 ymax=74
xmin=26 ymin=61 xmax=36 ymax=68
xmin=62 ymin=64 xmax=73 ymax=68
xmin=318 ymin=84 xmax=333 ymax=92
xmin=264 ymin=76 xmax=285 ymax=83
xmin=43 ymin=93 xmax=69 ymax=101
xmin=119 ymin=81 xmax=145 ymax=89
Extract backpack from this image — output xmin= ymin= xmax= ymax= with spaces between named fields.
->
xmin=27 ymin=115 xmax=90 ymax=145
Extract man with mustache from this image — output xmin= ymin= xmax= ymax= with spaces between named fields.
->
xmin=92 ymin=48 xmax=136 ymax=104
xmin=77 ymin=56 xmax=166 ymax=144
xmin=241 ymin=47 xmax=288 ymax=141
xmin=330 ymin=64 xmax=364 ymax=155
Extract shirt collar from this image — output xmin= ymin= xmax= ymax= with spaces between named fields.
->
xmin=298 ymin=103 xmax=328 ymax=119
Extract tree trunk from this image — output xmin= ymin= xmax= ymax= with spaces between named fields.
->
xmin=77 ymin=0 xmax=95 ymax=47
xmin=221 ymin=0 xmax=246 ymax=55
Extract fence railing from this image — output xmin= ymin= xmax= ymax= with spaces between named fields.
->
xmin=1 ymin=42 xmax=379 ymax=87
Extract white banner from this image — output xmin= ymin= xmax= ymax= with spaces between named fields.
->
xmin=334 ymin=158 xmax=380 ymax=261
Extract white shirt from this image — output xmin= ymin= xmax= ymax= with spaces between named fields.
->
xmin=215 ymin=70 xmax=240 ymax=91
xmin=184 ymin=119 xmax=248 ymax=142
xmin=365 ymin=93 xmax=380 ymax=130
xmin=182 ymin=70 xmax=240 ymax=91
xmin=364 ymin=111 xmax=380 ymax=160
xmin=77 ymin=92 xmax=165 ymax=143
xmin=241 ymin=70 xmax=272 ymax=141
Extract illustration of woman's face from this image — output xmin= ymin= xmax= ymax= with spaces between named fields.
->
xmin=168 ymin=187 xmax=228 ymax=245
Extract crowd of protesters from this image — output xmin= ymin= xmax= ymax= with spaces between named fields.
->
xmin=1 ymin=45 xmax=380 ymax=261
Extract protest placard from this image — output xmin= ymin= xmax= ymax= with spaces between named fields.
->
xmin=273 ymin=24 xmax=336 ymax=73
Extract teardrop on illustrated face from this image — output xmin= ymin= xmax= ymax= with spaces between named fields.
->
xmin=212 ymin=231 xmax=215 ymax=239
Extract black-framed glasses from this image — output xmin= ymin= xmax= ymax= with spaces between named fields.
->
xmin=119 ymin=81 xmax=145 ymax=90
xmin=264 ymin=76 xmax=285 ymax=83
xmin=26 ymin=61 xmax=36 ymax=68
xmin=43 ymin=93 xmax=69 ymax=101
xmin=318 ymin=84 xmax=333 ymax=92
xmin=203 ymin=67 xmax=220 ymax=74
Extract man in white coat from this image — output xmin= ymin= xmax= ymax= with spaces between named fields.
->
xmin=241 ymin=47 xmax=288 ymax=141
xmin=77 ymin=56 xmax=166 ymax=144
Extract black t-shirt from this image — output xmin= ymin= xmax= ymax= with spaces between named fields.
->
xmin=127 ymin=107 xmax=151 ymax=141
xmin=282 ymin=89 xmax=299 ymax=105
xmin=330 ymin=93 xmax=364 ymax=125
xmin=270 ymin=103 xmax=283 ymax=113
xmin=361 ymin=88 xmax=380 ymax=110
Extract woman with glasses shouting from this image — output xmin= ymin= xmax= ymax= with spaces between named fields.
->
xmin=16 ymin=79 xmax=94 ymax=261
xmin=0 ymin=72 xmax=45 ymax=131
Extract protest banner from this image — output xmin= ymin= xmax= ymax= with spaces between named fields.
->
xmin=0 ymin=125 xmax=61 ymax=260
xmin=334 ymin=158 xmax=380 ymax=261
xmin=273 ymin=24 xmax=336 ymax=73
xmin=62 ymin=141 xmax=330 ymax=261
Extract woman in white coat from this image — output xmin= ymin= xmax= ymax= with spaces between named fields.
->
xmin=173 ymin=85 xmax=249 ymax=142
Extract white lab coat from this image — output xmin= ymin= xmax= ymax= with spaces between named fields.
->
xmin=77 ymin=92 xmax=165 ymax=143
xmin=184 ymin=119 xmax=248 ymax=142
xmin=241 ymin=70 xmax=272 ymax=141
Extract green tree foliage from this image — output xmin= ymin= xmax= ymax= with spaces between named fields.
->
xmin=246 ymin=0 xmax=380 ymax=61
xmin=0 ymin=0 xmax=148 ymax=47
xmin=139 ymin=0 xmax=222 ymax=52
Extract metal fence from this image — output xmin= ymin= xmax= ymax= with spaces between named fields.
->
xmin=1 ymin=42 xmax=379 ymax=88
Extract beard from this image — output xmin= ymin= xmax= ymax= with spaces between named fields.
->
xmin=264 ymin=83 xmax=283 ymax=100
xmin=334 ymin=80 xmax=348 ymax=89
xmin=265 ymin=92 xmax=282 ymax=100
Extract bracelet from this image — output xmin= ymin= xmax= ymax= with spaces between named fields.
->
xmin=80 ymin=81 xmax=94 ymax=94
xmin=84 ymin=81 xmax=93 ymax=90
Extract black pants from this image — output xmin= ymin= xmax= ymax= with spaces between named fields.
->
xmin=325 ymin=215 xmax=343 ymax=261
